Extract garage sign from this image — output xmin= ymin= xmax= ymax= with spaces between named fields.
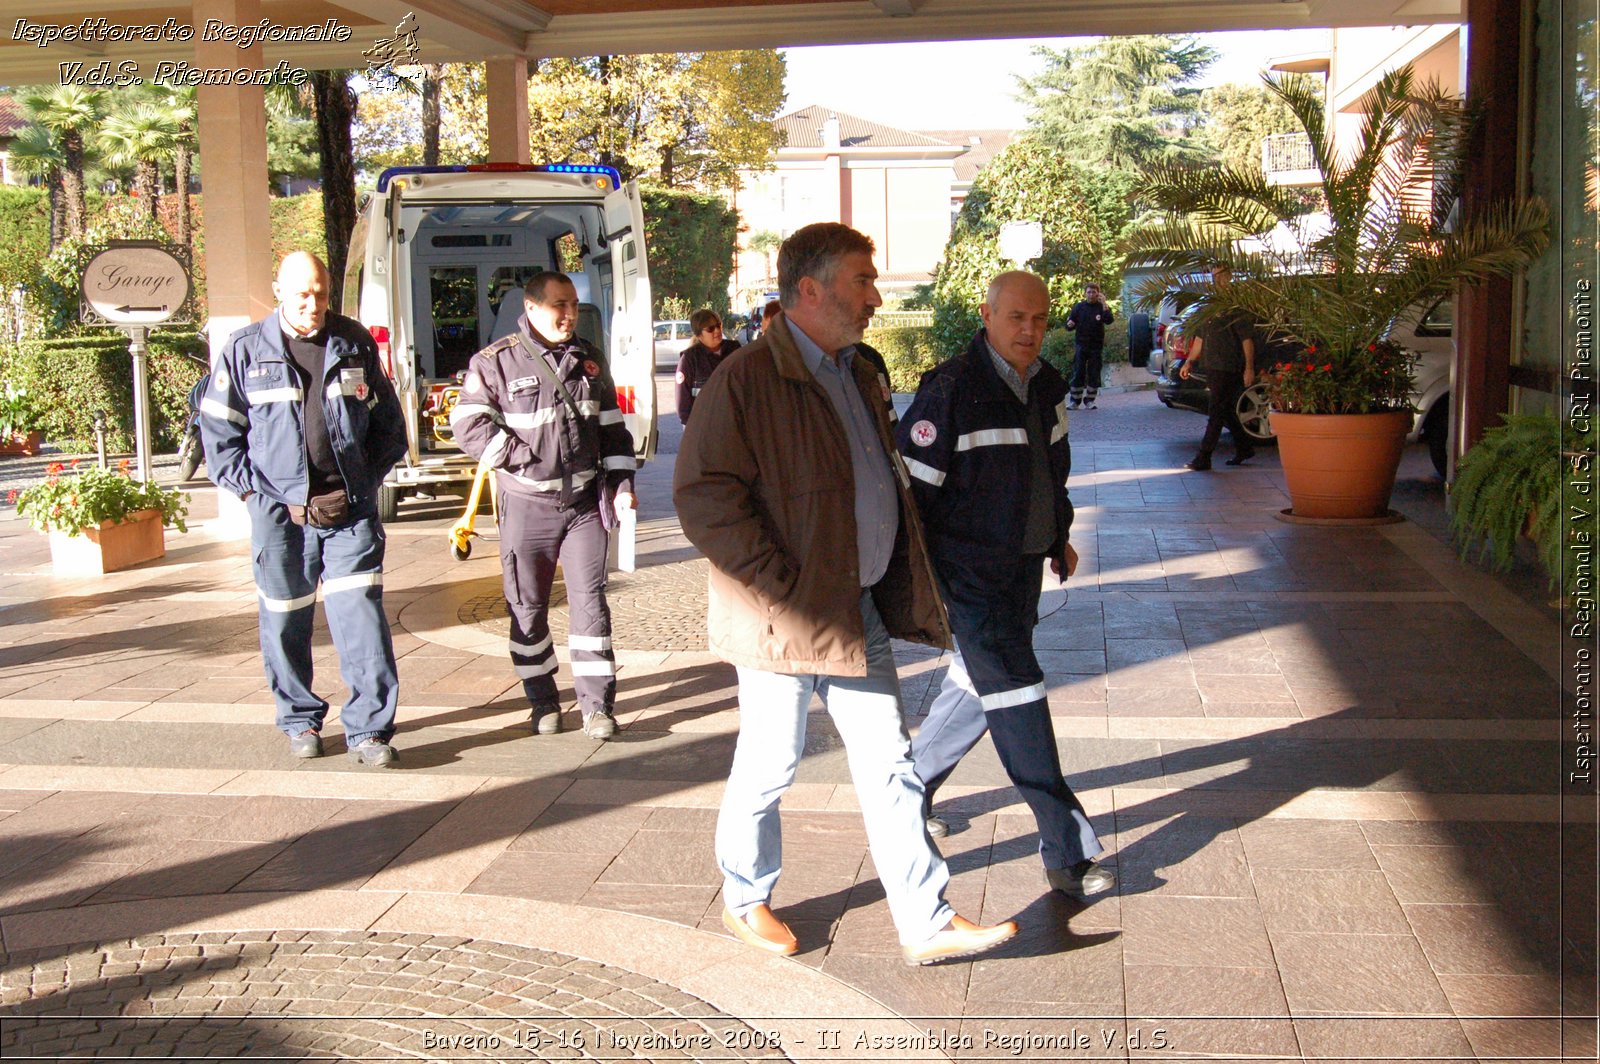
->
xmin=80 ymin=241 xmax=193 ymax=326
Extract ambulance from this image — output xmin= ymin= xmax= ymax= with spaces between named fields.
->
xmin=342 ymin=163 xmax=657 ymax=520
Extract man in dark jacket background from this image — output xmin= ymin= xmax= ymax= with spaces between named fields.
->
xmin=674 ymin=222 xmax=1019 ymax=966
xmin=1064 ymin=281 xmax=1114 ymax=409
xmin=898 ymin=270 xmax=1115 ymax=900
xmin=201 ymin=251 xmax=408 ymax=766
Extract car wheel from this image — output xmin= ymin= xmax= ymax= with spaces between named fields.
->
xmin=1424 ymin=402 xmax=1449 ymax=477
xmin=1236 ymin=383 xmax=1277 ymax=445
xmin=378 ymin=483 xmax=404 ymax=523
xmin=1127 ymin=313 xmax=1153 ymax=368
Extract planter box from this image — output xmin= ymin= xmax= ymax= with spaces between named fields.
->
xmin=0 ymin=431 xmax=43 ymax=456
xmin=48 ymin=508 xmax=166 ymax=575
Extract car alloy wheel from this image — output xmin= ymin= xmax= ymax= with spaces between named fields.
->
xmin=1236 ymin=383 xmax=1275 ymax=443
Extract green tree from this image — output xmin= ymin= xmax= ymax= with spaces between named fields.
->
xmin=746 ymin=229 xmax=782 ymax=285
xmin=353 ymin=86 xmax=423 ymax=171
xmin=149 ymin=86 xmax=198 ymax=245
xmin=5 ymin=124 xmax=67 ymax=248
xmin=20 ymin=85 xmax=106 ymax=242
xmin=1019 ymin=35 xmax=1217 ymax=172
xmin=101 ymin=96 xmax=177 ymax=223
xmin=265 ymin=90 xmax=319 ymax=187
xmin=524 ymin=51 xmax=784 ymax=187
xmin=308 ymin=71 xmax=360 ymax=312
xmin=929 ymin=136 xmax=1134 ymax=352
xmin=1198 ymin=82 xmax=1303 ymax=176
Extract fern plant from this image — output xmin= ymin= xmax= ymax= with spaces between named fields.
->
xmin=1450 ymin=413 xmax=1593 ymax=601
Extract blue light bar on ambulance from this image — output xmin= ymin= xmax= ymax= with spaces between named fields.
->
xmin=376 ymin=163 xmax=622 ymax=193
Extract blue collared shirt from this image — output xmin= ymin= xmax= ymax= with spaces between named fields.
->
xmin=986 ymin=337 xmax=1042 ymax=403
xmin=790 ymin=321 xmax=898 ymax=588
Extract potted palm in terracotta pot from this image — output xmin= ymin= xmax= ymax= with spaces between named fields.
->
xmin=1128 ymin=65 xmax=1549 ymax=520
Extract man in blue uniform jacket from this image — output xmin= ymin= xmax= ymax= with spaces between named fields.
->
xmin=896 ymin=270 xmax=1116 ymax=900
xmin=201 ymin=252 xmax=409 ymax=766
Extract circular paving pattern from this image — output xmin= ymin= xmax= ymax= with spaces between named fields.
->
xmin=459 ymin=559 xmax=711 ymax=652
xmin=0 ymin=930 xmax=789 ymax=1061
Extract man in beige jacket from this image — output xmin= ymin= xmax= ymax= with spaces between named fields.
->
xmin=674 ymin=222 xmax=1019 ymax=966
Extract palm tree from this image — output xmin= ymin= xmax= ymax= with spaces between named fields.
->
xmin=308 ymin=71 xmax=360 ymax=312
xmin=6 ymin=124 xmax=66 ymax=248
xmin=150 ymin=86 xmax=197 ymax=245
xmin=421 ymin=64 xmax=443 ymax=165
xmin=21 ymin=85 xmax=106 ymax=242
xmin=1125 ymin=65 xmax=1549 ymax=413
xmin=101 ymin=99 xmax=177 ymax=223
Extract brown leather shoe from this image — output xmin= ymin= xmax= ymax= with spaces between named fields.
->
xmin=721 ymin=905 xmax=798 ymax=956
xmin=901 ymin=914 xmax=1018 ymax=966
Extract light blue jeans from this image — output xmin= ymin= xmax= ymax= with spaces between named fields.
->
xmin=716 ymin=592 xmax=954 ymax=946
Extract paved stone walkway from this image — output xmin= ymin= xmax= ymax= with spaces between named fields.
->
xmin=0 ymin=384 xmax=1593 ymax=1062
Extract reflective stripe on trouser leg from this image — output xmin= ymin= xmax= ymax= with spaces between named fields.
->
xmin=497 ymin=488 xmax=566 ymax=707
xmin=248 ymin=496 xmax=326 ymax=735
xmin=556 ymin=504 xmax=615 ymax=718
xmin=315 ymin=515 xmax=399 ymax=744
xmin=939 ymin=559 xmax=1103 ymax=870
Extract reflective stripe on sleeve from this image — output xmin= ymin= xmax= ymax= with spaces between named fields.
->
xmin=903 ymin=457 xmax=946 ymax=486
xmin=449 ymin=402 xmax=500 ymax=426
xmin=323 ymin=571 xmax=382 ymax=595
xmin=598 ymin=409 xmax=624 ymax=425
xmin=602 ymin=455 xmax=636 ymax=472
xmin=258 ymin=587 xmax=317 ymax=613
xmin=956 ymin=428 xmax=1028 ymax=451
xmin=1050 ymin=400 xmax=1070 ymax=444
xmin=246 ymin=387 xmax=303 ymax=405
xmin=576 ymin=400 xmax=599 ymax=417
xmin=480 ymin=431 xmax=511 ymax=468
xmin=201 ymin=397 xmax=247 ymax=426
xmin=979 ymin=682 xmax=1047 ymax=711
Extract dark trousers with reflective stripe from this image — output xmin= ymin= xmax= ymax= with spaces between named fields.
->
xmin=248 ymin=497 xmax=398 ymax=744
xmin=911 ymin=554 xmax=1103 ymax=870
xmin=1069 ymin=343 xmax=1103 ymax=402
xmin=497 ymin=484 xmax=615 ymax=719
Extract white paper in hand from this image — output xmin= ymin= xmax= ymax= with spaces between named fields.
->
xmin=616 ymin=506 xmax=637 ymax=572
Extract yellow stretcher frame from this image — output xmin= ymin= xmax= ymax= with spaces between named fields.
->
xmin=447 ymin=457 xmax=498 ymax=561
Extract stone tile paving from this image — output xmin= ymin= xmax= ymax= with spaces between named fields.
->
xmin=0 ymin=387 xmax=1593 ymax=1061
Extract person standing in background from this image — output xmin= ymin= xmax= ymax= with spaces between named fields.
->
xmin=1064 ymin=282 xmax=1114 ymax=410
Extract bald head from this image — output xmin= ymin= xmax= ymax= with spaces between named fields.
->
xmin=980 ymin=271 xmax=1051 ymax=373
xmin=274 ymin=252 xmax=332 ymax=336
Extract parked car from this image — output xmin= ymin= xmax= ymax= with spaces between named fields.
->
xmin=1154 ymin=298 xmax=1455 ymax=474
xmin=654 ymin=320 xmax=693 ymax=370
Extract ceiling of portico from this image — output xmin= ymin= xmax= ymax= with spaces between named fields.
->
xmin=2 ymin=0 xmax=1462 ymax=85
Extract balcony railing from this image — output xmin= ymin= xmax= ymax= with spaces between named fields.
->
xmin=1262 ymin=133 xmax=1316 ymax=175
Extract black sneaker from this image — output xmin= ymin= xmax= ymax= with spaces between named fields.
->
xmin=346 ymin=738 xmax=397 ymax=768
xmin=1046 ymin=860 xmax=1117 ymax=898
xmin=1185 ymin=454 xmax=1213 ymax=472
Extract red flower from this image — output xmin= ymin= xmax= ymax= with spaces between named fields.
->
xmin=117 ymin=459 xmax=130 ymax=473
xmin=1367 ymin=344 xmax=1377 ymax=351
xmin=5 ymin=489 xmax=16 ymax=503
xmin=46 ymin=462 xmax=64 ymax=475
xmin=1321 ymin=364 xmax=1332 ymax=371
xmin=70 ymin=458 xmax=81 ymax=469
xmin=1306 ymin=345 xmax=1317 ymax=354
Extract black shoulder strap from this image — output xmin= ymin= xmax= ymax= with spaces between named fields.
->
xmin=513 ymin=334 xmax=582 ymax=422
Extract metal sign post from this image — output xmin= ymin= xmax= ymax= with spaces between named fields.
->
xmin=78 ymin=241 xmax=193 ymax=482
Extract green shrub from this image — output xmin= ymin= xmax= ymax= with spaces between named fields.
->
xmin=1039 ymin=320 xmax=1131 ymax=378
xmin=864 ymin=325 xmax=942 ymax=392
xmin=640 ymin=185 xmax=736 ymax=319
xmin=6 ymin=330 xmax=206 ymax=452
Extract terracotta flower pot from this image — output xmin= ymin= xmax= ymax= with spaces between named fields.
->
xmin=1271 ymin=410 xmax=1413 ymax=520
xmin=0 ymin=431 xmax=43 ymax=456
xmin=47 ymin=508 xmax=166 ymax=575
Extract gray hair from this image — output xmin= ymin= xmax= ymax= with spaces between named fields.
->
xmin=777 ymin=223 xmax=875 ymax=306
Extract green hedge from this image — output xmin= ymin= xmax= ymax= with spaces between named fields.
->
xmin=864 ymin=325 xmax=942 ymax=393
xmin=1040 ymin=324 xmax=1130 ymax=378
xmin=2 ymin=330 xmax=206 ymax=452
xmin=640 ymin=186 xmax=736 ymax=319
